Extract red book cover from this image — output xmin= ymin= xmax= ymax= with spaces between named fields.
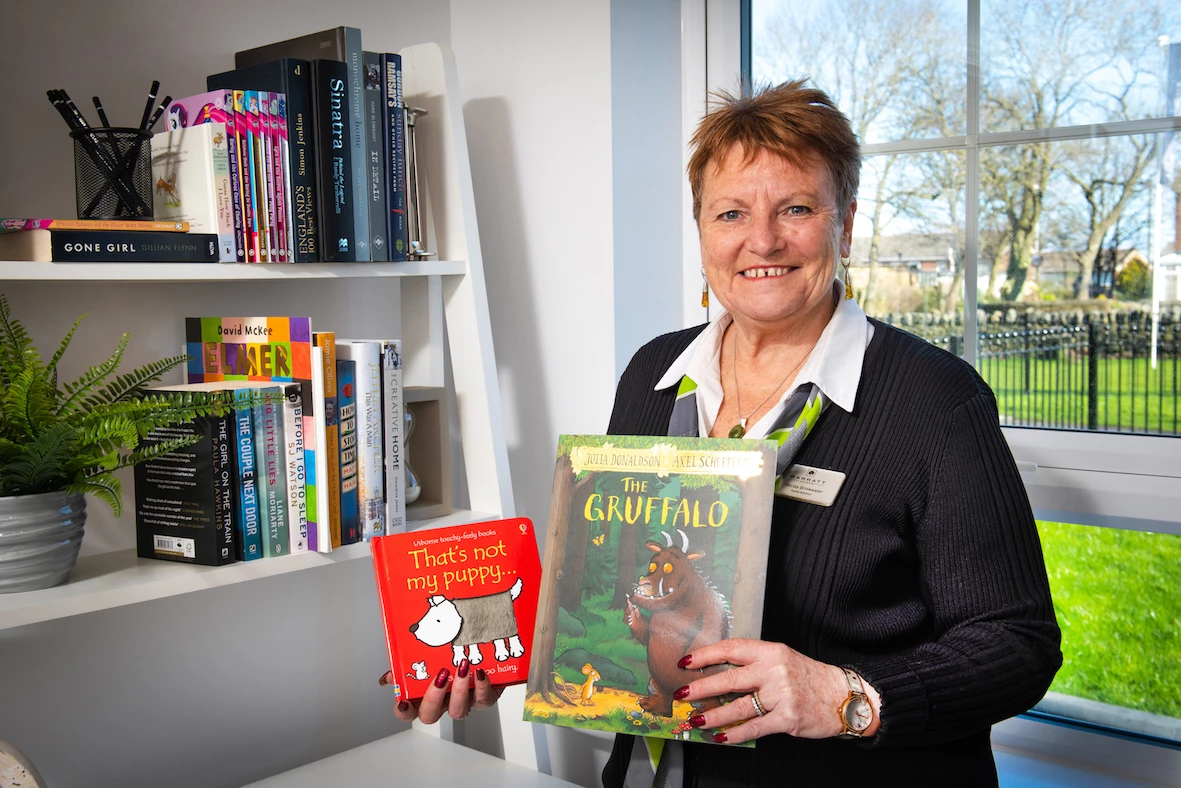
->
xmin=370 ymin=517 xmax=542 ymax=701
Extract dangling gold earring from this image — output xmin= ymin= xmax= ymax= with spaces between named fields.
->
xmin=842 ymin=257 xmax=853 ymax=300
xmin=701 ymin=267 xmax=710 ymax=308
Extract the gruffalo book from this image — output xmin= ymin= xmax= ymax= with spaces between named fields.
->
xmin=370 ymin=517 xmax=542 ymax=701
xmin=524 ymin=435 xmax=776 ymax=743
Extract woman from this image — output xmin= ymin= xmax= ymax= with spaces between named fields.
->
xmin=387 ymin=80 xmax=1062 ymax=787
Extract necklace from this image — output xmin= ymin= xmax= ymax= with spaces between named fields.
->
xmin=728 ymin=328 xmax=818 ymax=439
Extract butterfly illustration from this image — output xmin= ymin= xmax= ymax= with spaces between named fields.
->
xmin=592 ymin=533 xmax=606 ymax=546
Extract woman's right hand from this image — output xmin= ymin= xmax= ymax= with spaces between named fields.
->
xmin=380 ymin=658 xmax=505 ymax=723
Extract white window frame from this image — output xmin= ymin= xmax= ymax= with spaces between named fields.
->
xmin=687 ymin=0 xmax=1181 ymax=780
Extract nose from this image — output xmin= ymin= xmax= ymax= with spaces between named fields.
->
xmin=746 ymin=211 xmax=783 ymax=258
xmin=409 ymin=623 xmax=418 ymax=634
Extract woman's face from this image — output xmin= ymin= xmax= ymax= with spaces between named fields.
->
xmin=699 ymin=144 xmax=855 ymax=332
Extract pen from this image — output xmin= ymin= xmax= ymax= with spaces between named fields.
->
xmin=58 ymin=89 xmax=92 ymax=130
xmin=145 ymin=95 xmax=172 ymax=131
xmin=92 ymin=96 xmax=110 ymax=127
xmin=139 ymin=80 xmax=160 ymax=131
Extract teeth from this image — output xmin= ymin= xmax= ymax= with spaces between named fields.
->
xmin=742 ymin=267 xmax=791 ymax=278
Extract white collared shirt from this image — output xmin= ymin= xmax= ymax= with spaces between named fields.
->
xmin=654 ymin=281 xmax=874 ymax=439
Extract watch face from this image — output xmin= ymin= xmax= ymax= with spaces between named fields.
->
xmin=843 ymin=697 xmax=872 ymax=732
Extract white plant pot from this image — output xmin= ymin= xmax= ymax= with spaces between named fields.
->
xmin=0 ymin=490 xmax=86 ymax=594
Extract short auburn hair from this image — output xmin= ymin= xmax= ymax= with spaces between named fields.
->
xmin=688 ymin=80 xmax=861 ymax=223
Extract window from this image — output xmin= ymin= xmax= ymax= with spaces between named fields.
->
xmin=745 ymin=0 xmax=1181 ymax=748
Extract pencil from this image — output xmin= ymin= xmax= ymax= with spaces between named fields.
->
xmin=139 ymin=80 xmax=160 ymax=131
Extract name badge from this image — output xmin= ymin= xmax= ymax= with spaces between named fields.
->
xmin=776 ymin=464 xmax=846 ymax=506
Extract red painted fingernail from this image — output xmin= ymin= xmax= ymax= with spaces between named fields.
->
xmin=378 ymin=672 xmax=390 ymax=686
xmin=673 ymin=685 xmax=691 ymax=701
xmin=475 ymin=668 xmax=487 ymax=682
xmin=435 ymin=668 xmax=450 ymax=688
xmin=397 ymin=700 xmax=410 ymax=712
xmin=677 ymin=655 xmax=692 ymax=669
xmin=712 ymin=732 xmax=728 ymax=744
xmin=689 ymin=714 xmax=707 ymax=728
xmin=457 ymin=659 xmax=470 ymax=679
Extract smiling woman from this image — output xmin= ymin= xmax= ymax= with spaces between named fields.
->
xmin=598 ymin=81 xmax=1063 ymax=788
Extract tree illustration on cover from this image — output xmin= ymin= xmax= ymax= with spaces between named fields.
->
xmin=524 ymin=435 xmax=775 ymax=742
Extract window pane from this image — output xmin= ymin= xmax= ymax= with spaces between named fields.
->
xmin=981 ymin=0 xmax=1181 ymax=131
xmin=1036 ymin=520 xmax=1181 ymax=743
xmin=751 ymin=0 xmax=967 ymax=144
xmin=977 ymin=136 xmax=1180 ymax=435
xmin=849 ymin=151 xmax=967 ymax=355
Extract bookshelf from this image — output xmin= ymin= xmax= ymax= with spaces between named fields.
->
xmin=0 ymin=42 xmax=522 ymax=788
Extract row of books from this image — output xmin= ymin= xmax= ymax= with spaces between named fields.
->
xmin=151 ymin=27 xmax=409 ymax=263
xmin=134 ymin=316 xmax=407 ymax=565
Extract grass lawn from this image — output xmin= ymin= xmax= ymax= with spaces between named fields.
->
xmin=979 ymin=356 xmax=1180 ymax=433
xmin=1036 ymin=520 xmax=1181 ymax=718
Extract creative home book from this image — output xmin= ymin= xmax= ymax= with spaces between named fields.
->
xmin=370 ymin=517 xmax=542 ymax=701
xmin=523 ymin=435 xmax=776 ymax=743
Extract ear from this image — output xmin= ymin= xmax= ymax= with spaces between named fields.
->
xmin=428 ymin=595 xmax=444 ymax=606
xmin=686 ymin=552 xmax=705 ymax=561
xmin=840 ymin=199 xmax=857 ymax=258
xmin=645 ymin=542 xmax=663 ymax=554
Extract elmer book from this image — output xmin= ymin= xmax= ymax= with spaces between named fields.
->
xmin=523 ymin=435 xmax=776 ymax=743
xmin=370 ymin=517 xmax=542 ymax=701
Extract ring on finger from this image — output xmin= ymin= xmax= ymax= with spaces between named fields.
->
xmin=751 ymin=691 xmax=767 ymax=718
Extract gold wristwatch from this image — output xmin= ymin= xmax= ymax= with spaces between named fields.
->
xmin=836 ymin=667 xmax=873 ymax=739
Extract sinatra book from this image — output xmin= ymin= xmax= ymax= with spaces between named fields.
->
xmin=523 ymin=435 xmax=776 ymax=744
xmin=370 ymin=517 xmax=542 ymax=701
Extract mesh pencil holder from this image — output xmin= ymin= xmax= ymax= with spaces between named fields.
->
xmin=70 ymin=127 xmax=154 ymax=220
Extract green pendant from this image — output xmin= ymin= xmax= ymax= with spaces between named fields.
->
xmin=728 ymin=423 xmax=745 ymax=439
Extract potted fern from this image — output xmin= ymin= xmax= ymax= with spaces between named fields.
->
xmin=0 ymin=294 xmax=233 ymax=593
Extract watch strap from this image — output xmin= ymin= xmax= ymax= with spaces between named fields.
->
xmin=837 ymin=667 xmax=870 ymax=739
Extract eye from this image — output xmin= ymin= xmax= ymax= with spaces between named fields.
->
xmin=663 ymin=563 xmax=673 ymax=574
xmin=718 ymin=209 xmax=741 ymax=221
xmin=786 ymin=205 xmax=812 ymax=216
xmin=649 ymin=562 xmax=657 ymax=573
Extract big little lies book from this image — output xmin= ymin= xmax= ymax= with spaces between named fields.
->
xmin=524 ymin=435 xmax=777 ymax=743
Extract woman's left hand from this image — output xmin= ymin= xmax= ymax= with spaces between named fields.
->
xmin=674 ymin=638 xmax=878 ymax=744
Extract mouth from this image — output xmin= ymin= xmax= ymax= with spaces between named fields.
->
xmin=739 ymin=266 xmax=794 ymax=279
xmin=635 ymin=578 xmax=676 ymax=598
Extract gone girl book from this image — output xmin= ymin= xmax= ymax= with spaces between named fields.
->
xmin=370 ymin=517 xmax=542 ymax=701
xmin=523 ymin=435 xmax=776 ymax=743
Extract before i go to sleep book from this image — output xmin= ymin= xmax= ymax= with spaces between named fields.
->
xmin=370 ymin=517 xmax=542 ymax=701
xmin=523 ymin=435 xmax=776 ymax=744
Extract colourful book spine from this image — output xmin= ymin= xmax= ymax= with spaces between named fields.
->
xmin=256 ymin=388 xmax=288 ymax=556
xmin=337 ymin=357 xmax=360 ymax=545
xmin=337 ymin=341 xmax=384 ymax=540
xmin=274 ymin=93 xmax=295 ymax=262
xmin=255 ymin=90 xmax=276 ymax=262
xmin=233 ymin=388 xmax=263 ymax=561
xmin=263 ymin=91 xmax=287 ymax=262
xmin=281 ymin=382 xmax=308 ymax=553
xmin=0 ymin=218 xmax=190 ymax=232
xmin=310 ymin=345 xmax=331 ymax=552
xmin=233 ymin=90 xmax=261 ymax=262
xmin=314 ymin=332 xmax=342 ymax=549
xmin=244 ymin=90 xmax=270 ymax=262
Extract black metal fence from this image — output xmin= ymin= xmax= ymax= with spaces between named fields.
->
xmin=881 ymin=308 xmax=1181 ymax=435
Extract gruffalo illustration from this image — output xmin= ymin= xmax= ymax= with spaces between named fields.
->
xmin=625 ymin=529 xmax=729 ymax=716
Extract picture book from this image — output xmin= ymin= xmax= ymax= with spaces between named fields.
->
xmin=243 ymin=90 xmax=270 ymax=262
xmin=370 ymin=517 xmax=542 ymax=701
xmin=185 ymin=316 xmax=319 ymax=553
xmin=523 ymin=435 xmax=777 ymax=744
xmin=149 ymin=122 xmax=236 ymax=262
xmin=231 ymin=90 xmax=260 ymax=262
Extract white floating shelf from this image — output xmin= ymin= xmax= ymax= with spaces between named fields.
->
xmin=0 ymin=259 xmax=466 ymax=282
xmin=0 ymin=508 xmax=499 ymax=632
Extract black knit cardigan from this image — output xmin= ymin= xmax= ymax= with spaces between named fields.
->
xmin=601 ymin=319 xmax=1062 ymax=788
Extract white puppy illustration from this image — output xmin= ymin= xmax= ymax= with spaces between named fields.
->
xmin=409 ymin=578 xmax=526 ymax=666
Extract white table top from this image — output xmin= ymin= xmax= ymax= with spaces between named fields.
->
xmin=240 ymin=730 xmax=581 ymax=788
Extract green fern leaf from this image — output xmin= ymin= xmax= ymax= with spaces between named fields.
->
xmin=56 ymin=333 xmax=130 ymax=418
xmin=66 ymin=474 xmax=123 ymax=518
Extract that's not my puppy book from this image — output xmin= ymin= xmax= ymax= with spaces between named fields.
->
xmin=370 ymin=517 xmax=542 ymax=701
xmin=523 ymin=435 xmax=776 ymax=744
